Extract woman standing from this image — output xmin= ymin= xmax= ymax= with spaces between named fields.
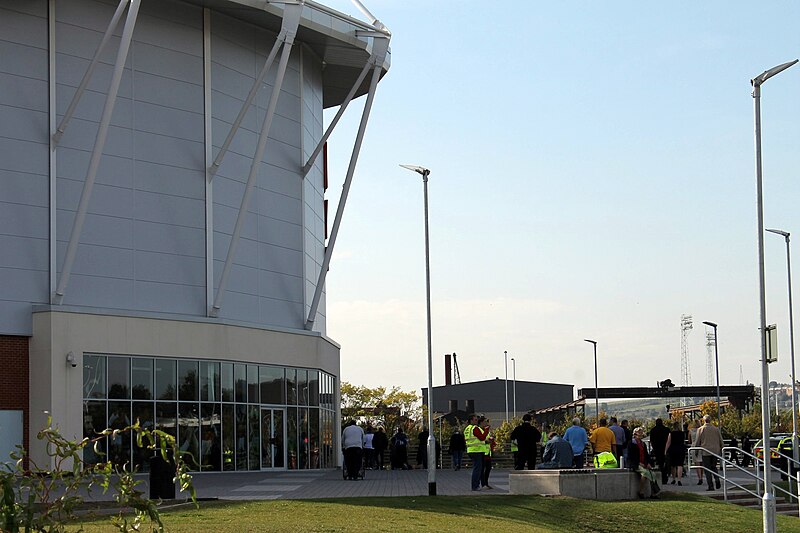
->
xmin=665 ymin=420 xmax=687 ymax=485
xmin=628 ymin=426 xmax=659 ymax=499
xmin=688 ymin=419 xmax=704 ymax=485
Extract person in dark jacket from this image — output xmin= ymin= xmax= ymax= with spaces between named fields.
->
xmin=649 ymin=418 xmax=670 ymax=484
xmin=416 ymin=428 xmax=429 ymax=469
xmin=536 ymin=432 xmax=574 ymax=469
xmin=449 ymin=428 xmax=466 ymax=470
xmin=628 ymin=426 xmax=659 ymax=499
xmin=510 ymin=414 xmax=542 ymax=470
xmin=372 ymin=426 xmax=389 ymax=470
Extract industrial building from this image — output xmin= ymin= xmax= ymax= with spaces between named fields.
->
xmin=0 ymin=0 xmax=390 ymax=471
xmin=422 ymin=354 xmax=574 ymax=424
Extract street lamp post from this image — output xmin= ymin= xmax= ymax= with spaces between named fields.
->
xmin=752 ymin=58 xmax=798 ymax=533
xmin=766 ymin=227 xmax=800 ymax=501
xmin=703 ymin=321 xmax=722 ymax=425
xmin=584 ymin=339 xmax=599 ymax=420
xmin=399 ymin=164 xmax=436 ymax=496
xmin=504 ymin=350 xmax=509 ymax=423
xmin=511 ymin=357 xmax=517 ymax=419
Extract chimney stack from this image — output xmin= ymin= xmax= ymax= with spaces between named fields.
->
xmin=444 ymin=353 xmax=452 ymax=386
xmin=448 ymin=400 xmax=458 ymax=413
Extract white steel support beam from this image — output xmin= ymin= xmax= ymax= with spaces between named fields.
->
xmin=301 ymin=61 xmax=370 ymax=176
xmin=52 ymin=0 xmax=128 ymax=145
xmin=208 ymin=36 xmax=283 ymax=179
xmin=209 ymin=2 xmax=302 ymax=317
xmin=304 ymin=35 xmax=389 ymax=330
xmin=52 ymin=0 xmax=142 ymax=304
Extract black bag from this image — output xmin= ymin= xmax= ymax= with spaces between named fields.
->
xmin=650 ymin=480 xmax=660 ymax=495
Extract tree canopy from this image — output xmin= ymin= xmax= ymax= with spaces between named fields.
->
xmin=340 ymin=382 xmax=420 ymax=431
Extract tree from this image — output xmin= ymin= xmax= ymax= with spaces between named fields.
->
xmin=340 ymin=382 xmax=420 ymax=431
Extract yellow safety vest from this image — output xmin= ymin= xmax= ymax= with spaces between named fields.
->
xmin=510 ymin=439 xmax=519 ymax=453
xmin=464 ymin=424 xmax=483 ymax=453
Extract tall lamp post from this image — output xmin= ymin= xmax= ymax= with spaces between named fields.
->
xmin=584 ymin=339 xmax=599 ymax=420
xmin=504 ymin=350 xmax=509 ymax=423
xmin=766 ymin=227 xmax=800 ymax=496
xmin=752 ymin=58 xmax=798 ymax=533
xmin=511 ymin=357 xmax=517 ymax=419
xmin=399 ymin=164 xmax=436 ymax=496
xmin=702 ymin=321 xmax=722 ymax=425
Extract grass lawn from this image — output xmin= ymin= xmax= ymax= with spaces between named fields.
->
xmin=75 ymin=493 xmax=800 ymax=532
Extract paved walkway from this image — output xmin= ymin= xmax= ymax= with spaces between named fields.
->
xmin=179 ymin=466 xmax=746 ymax=501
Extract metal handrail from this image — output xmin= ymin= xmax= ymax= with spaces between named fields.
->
xmin=689 ymin=445 xmax=800 ymax=517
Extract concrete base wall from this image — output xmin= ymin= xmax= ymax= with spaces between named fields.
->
xmin=509 ymin=469 xmax=648 ymax=500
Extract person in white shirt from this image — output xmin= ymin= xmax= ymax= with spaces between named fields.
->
xmin=341 ymin=420 xmax=366 ymax=480
xmin=364 ymin=426 xmax=375 ymax=469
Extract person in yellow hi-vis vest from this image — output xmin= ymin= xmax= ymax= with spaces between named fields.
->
xmin=464 ymin=414 xmax=489 ymax=491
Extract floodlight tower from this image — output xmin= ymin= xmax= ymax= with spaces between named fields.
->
xmin=680 ymin=314 xmax=693 ymax=406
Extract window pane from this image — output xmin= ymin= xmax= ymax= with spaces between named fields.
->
xmin=234 ymin=364 xmax=247 ymax=403
xmin=286 ymin=369 xmax=297 ymax=405
xmin=155 ymin=359 xmax=177 ymax=401
xmin=108 ymin=401 xmax=131 ymax=466
xmin=156 ymin=402 xmax=177 ymax=439
xmin=309 ymin=408 xmax=319 ymax=469
xmin=83 ymin=401 xmax=106 ymax=464
xmin=298 ymin=407 xmax=308 ymax=469
xmin=178 ymin=360 xmax=199 ymax=402
xmin=259 ymin=366 xmax=284 ymax=405
xmin=287 ymin=407 xmax=297 ymax=469
xmin=132 ymin=402 xmax=154 ymax=472
xmin=221 ymin=363 xmax=234 ymax=402
xmin=107 ymin=357 xmax=130 ymax=399
xmin=308 ymin=371 xmax=319 ymax=406
xmin=248 ymin=405 xmax=260 ymax=470
xmin=235 ymin=405 xmax=247 ymax=470
xmin=131 ymin=358 xmax=153 ymax=400
xmin=247 ymin=365 xmax=259 ymax=404
xmin=222 ymin=404 xmax=235 ymax=471
xmin=201 ymin=403 xmax=221 ymax=471
xmin=83 ymin=355 xmax=106 ymax=399
xmin=298 ymin=370 xmax=308 ymax=406
xmin=200 ymin=361 xmax=220 ymax=402
xmin=179 ymin=402 xmax=200 ymax=470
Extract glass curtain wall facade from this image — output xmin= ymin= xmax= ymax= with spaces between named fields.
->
xmin=83 ymin=354 xmax=336 ymax=472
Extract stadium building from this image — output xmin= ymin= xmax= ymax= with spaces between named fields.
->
xmin=0 ymin=0 xmax=390 ymax=471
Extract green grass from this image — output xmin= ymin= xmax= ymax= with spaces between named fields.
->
xmin=74 ymin=493 xmax=800 ymax=532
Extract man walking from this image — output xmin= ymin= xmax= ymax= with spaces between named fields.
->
xmin=510 ymin=414 xmax=542 ymax=470
xmin=464 ymin=414 xmax=489 ymax=491
xmin=695 ymin=414 xmax=724 ymax=491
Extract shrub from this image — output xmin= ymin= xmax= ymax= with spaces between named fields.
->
xmin=0 ymin=418 xmax=195 ymax=533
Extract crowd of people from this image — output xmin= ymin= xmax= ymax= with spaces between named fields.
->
xmin=340 ymin=412 xmax=732 ymax=498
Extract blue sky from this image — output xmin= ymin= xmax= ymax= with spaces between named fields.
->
xmin=318 ymin=1 xmax=800 ymax=399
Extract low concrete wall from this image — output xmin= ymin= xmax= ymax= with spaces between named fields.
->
xmin=509 ymin=469 xmax=647 ymax=500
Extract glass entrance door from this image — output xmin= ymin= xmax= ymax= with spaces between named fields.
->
xmin=260 ymin=408 xmax=285 ymax=469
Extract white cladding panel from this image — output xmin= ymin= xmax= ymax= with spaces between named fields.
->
xmin=0 ymin=0 xmax=328 ymax=334
xmin=0 ymin=2 xmax=49 ymax=335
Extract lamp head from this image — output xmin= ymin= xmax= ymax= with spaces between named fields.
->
xmin=399 ymin=164 xmax=430 ymax=177
xmin=751 ymin=59 xmax=798 ymax=87
xmin=584 ymin=339 xmax=597 ymax=345
xmin=702 ymin=321 xmax=717 ymax=328
xmin=766 ymin=228 xmax=790 ymax=238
